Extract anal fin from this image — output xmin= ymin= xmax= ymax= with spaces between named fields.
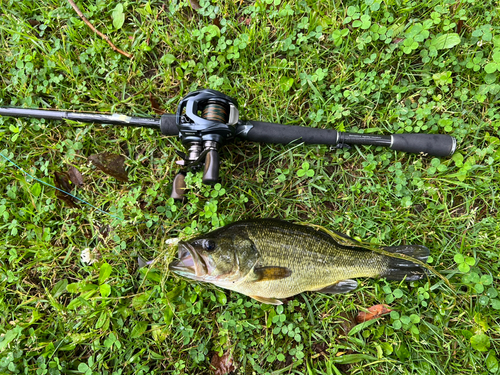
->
xmin=314 ymin=279 xmax=358 ymax=294
xmin=250 ymin=295 xmax=283 ymax=305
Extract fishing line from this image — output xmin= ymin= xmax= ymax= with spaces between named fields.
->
xmin=0 ymin=152 xmax=124 ymax=221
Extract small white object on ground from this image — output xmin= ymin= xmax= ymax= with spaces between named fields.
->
xmin=166 ymin=238 xmax=180 ymax=246
xmin=81 ymin=248 xmax=98 ymax=265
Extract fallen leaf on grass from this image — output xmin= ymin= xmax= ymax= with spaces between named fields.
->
xmin=89 ymin=153 xmax=128 ymax=182
xmin=239 ymin=17 xmax=252 ymax=26
xmin=149 ymin=93 xmax=165 ymax=115
xmin=338 ymin=311 xmax=357 ymax=336
xmin=211 ymin=351 xmax=235 ymax=375
xmin=28 ymin=19 xmax=41 ymax=27
xmin=356 ymin=304 xmax=393 ymax=323
xmin=67 ymin=165 xmax=84 ymax=187
xmin=188 ymin=0 xmax=201 ymax=10
xmin=212 ymin=17 xmax=221 ymax=28
xmin=54 ymin=172 xmax=78 ymax=208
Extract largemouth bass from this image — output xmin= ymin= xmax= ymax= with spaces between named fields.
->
xmin=168 ymin=219 xmax=429 ymax=305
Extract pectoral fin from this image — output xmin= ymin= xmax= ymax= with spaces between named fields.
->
xmin=253 ymin=266 xmax=292 ymax=282
xmin=250 ymin=295 xmax=283 ymax=305
xmin=314 ymin=279 xmax=358 ymax=294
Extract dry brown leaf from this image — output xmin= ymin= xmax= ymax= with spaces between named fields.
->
xmin=356 ymin=304 xmax=393 ymax=323
xmin=210 ymin=351 xmax=235 ymax=375
xmin=54 ymin=171 xmax=78 ymax=208
xmin=239 ymin=17 xmax=252 ymax=26
xmin=89 ymin=153 xmax=128 ymax=182
xmin=188 ymin=0 xmax=201 ymax=10
xmin=67 ymin=165 xmax=84 ymax=187
xmin=338 ymin=311 xmax=357 ymax=336
xmin=28 ymin=19 xmax=41 ymax=27
xmin=149 ymin=93 xmax=165 ymax=115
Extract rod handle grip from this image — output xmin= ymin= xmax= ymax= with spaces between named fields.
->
xmin=160 ymin=115 xmax=179 ymax=135
xmin=390 ymin=134 xmax=456 ymax=157
xmin=240 ymin=121 xmax=339 ymax=145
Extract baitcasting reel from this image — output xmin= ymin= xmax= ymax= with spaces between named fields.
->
xmin=170 ymin=89 xmax=239 ymax=199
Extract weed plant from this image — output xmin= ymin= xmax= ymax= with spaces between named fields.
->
xmin=0 ymin=0 xmax=499 ymax=374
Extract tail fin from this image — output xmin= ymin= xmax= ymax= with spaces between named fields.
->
xmin=381 ymin=245 xmax=430 ymax=281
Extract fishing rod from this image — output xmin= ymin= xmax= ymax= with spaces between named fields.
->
xmin=0 ymin=89 xmax=456 ymax=199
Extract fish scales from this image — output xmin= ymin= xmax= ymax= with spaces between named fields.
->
xmin=241 ymin=220 xmax=389 ymax=298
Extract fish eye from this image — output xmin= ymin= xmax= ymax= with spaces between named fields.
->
xmin=202 ymin=239 xmax=216 ymax=252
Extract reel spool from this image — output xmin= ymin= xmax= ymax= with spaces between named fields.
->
xmin=202 ymin=100 xmax=230 ymax=123
xmin=170 ymin=89 xmax=239 ymax=199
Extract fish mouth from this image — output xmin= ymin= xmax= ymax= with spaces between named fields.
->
xmin=168 ymin=241 xmax=209 ymax=279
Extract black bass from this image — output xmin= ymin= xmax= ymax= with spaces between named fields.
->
xmin=168 ymin=219 xmax=429 ymax=305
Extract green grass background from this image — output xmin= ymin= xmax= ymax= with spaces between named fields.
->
xmin=0 ymin=0 xmax=499 ymax=374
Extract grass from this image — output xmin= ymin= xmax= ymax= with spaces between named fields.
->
xmin=0 ymin=0 xmax=499 ymax=373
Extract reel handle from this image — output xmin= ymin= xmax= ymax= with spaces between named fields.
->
xmin=170 ymin=150 xmax=220 ymax=200
xmin=202 ymin=149 xmax=220 ymax=186
xmin=171 ymin=172 xmax=187 ymax=200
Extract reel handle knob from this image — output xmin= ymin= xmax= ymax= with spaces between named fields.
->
xmin=171 ymin=172 xmax=187 ymax=200
xmin=202 ymin=149 xmax=220 ymax=186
